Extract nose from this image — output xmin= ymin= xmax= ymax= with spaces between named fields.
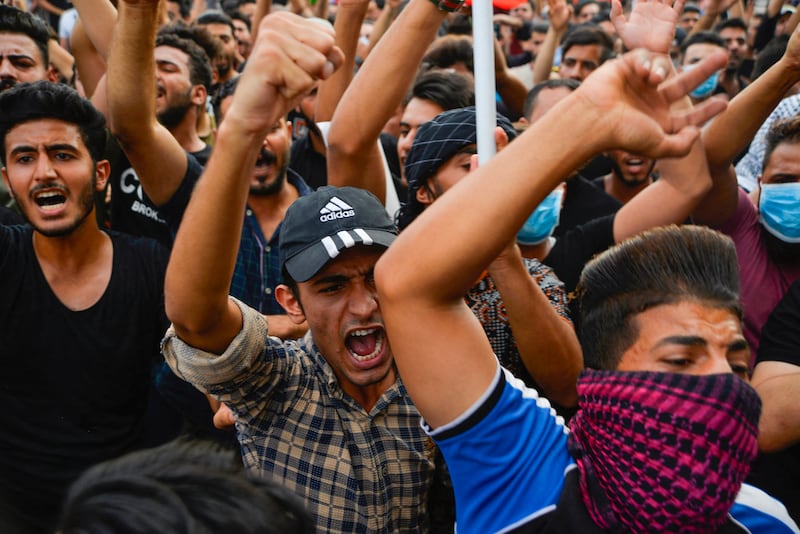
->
xmin=349 ymin=282 xmax=379 ymax=319
xmin=34 ymin=153 xmax=57 ymax=181
xmin=397 ymin=130 xmax=414 ymax=161
xmin=705 ymin=353 xmax=736 ymax=375
xmin=0 ymin=58 xmax=16 ymax=79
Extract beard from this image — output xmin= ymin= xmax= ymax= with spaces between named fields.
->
xmin=156 ymin=88 xmax=193 ymax=129
xmin=16 ymin=178 xmax=96 ymax=238
xmin=762 ymin=224 xmax=800 ymax=266
xmin=249 ymin=147 xmax=289 ymax=196
xmin=609 ymin=158 xmax=656 ymax=188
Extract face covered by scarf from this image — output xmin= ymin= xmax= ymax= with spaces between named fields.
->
xmin=567 ymin=370 xmax=761 ymax=533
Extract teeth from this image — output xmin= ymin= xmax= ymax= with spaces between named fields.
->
xmin=351 ymin=328 xmax=376 ymax=337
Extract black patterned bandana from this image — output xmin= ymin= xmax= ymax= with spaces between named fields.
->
xmin=568 ymin=370 xmax=761 ymax=533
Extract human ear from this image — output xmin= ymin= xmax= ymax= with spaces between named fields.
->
xmin=275 ymin=284 xmax=307 ymax=324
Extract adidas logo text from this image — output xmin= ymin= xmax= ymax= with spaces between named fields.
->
xmin=319 ymin=197 xmax=356 ymax=222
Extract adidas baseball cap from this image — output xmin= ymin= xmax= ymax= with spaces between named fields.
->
xmin=279 ymin=186 xmax=398 ymax=282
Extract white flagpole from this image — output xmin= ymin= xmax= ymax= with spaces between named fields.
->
xmin=472 ymin=0 xmax=498 ymax=164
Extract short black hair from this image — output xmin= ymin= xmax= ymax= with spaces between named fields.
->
xmin=166 ymin=0 xmax=192 ymax=19
xmin=196 ymin=9 xmax=236 ymax=36
xmin=421 ymin=35 xmax=475 ymax=73
xmin=752 ymin=35 xmax=789 ymax=80
xmin=577 ymin=225 xmax=741 ymax=370
xmin=57 ymin=439 xmax=315 ymax=534
xmin=159 ymin=21 xmax=223 ymax=75
xmin=230 ymin=10 xmax=252 ymax=31
xmin=0 ymin=81 xmax=106 ymax=165
xmin=0 ymin=5 xmax=50 ymax=66
xmin=155 ymin=31 xmax=213 ymax=91
xmin=403 ymin=70 xmax=475 ymax=110
xmin=762 ymin=115 xmax=800 ymax=173
xmin=524 ymin=78 xmax=579 ymax=121
xmin=680 ymin=30 xmax=726 ymax=59
xmin=561 ymin=26 xmax=615 ymax=63
xmin=714 ymin=17 xmax=748 ymax=34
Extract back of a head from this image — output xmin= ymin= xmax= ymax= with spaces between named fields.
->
xmin=0 ymin=81 xmax=106 ymax=165
xmin=0 ymin=5 xmax=50 ymax=66
xmin=752 ymin=35 xmax=790 ymax=80
xmin=577 ymin=225 xmax=741 ymax=371
xmin=524 ymin=78 xmax=579 ymax=121
xmin=421 ymin=35 xmax=475 ymax=73
xmin=58 ymin=440 xmax=315 ymax=534
xmin=405 ymin=70 xmax=475 ymax=111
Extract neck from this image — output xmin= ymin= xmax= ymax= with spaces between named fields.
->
xmin=32 ymin=212 xmax=108 ymax=271
xmin=603 ymin=173 xmax=651 ymax=205
xmin=344 ymin=367 xmax=397 ymax=412
xmin=247 ymin=177 xmax=300 ymax=239
xmin=168 ymin=110 xmax=206 ymax=153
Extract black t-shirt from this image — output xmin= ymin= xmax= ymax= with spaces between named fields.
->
xmin=0 ymin=225 xmax=169 ymax=532
xmin=544 ymin=214 xmax=616 ymax=297
xmin=747 ymin=279 xmax=800 ymax=524
xmin=0 ymin=205 xmax=23 ymax=226
xmin=107 ymin=138 xmax=211 ymax=246
xmin=289 ymin=131 xmax=327 ymax=190
xmin=555 ymin=175 xmax=621 ymax=238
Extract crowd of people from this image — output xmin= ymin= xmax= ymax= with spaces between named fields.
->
xmin=0 ymin=0 xmax=799 ymax=532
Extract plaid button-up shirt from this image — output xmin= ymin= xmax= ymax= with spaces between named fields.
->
xmin=163 ymin=298 xmax=435 ymax=532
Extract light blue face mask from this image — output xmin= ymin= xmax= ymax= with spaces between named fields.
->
xmin=683 ymin=63 xmax=719 ymax=100
xmin=759 ymin=182 xmax=800 ymax=243
xmin=517 ymin=188 xmax=564 ymax=246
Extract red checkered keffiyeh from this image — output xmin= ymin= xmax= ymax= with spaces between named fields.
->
xmin=568 ymin=370 xmax=761 ymax=533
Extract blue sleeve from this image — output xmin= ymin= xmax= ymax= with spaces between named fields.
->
xmin=730 ymin=484 xmax=799 ymax=533
xmin=428 ymin=365 xmax=574 ymax=534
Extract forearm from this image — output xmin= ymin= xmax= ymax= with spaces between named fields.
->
xmin=488 ymin=254 xmax=581 ymax=406
xmin=327 ymin=0 xmax=446 ymax=195
xmin=166 ymin=118 xmax=265 ymax=350
xmin=752 ymin=364 xmax=800 ymax=452
xmin=70 ymin=19 xmax=106 ymax=98
xmin=72 ymin=0 xmax=117 ymax=60
xmin=107 ymin=1 xmax=160 ymax=142
xmin=495 ymin=38 xmax=527 ymax=118
xmin=330 ymin=0 xmax=445 ymax=148
xmin=250 ymin=0 xmax=272 ymax=43
xmin=315 ymin=0 xmax=369 ymax=122
xmin=379 ymin=93 xmax=601 ymax=304
xmin=367 ymin=1 xmax=400 ymax=55
xmin=615 ymin=136 xmax=710 ymax=241
xmin=704 ymin=58 xmax=800 ymax=170
xmin=532 ymin=26 xmax=562 ymax=84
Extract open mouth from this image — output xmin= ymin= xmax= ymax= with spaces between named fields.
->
xmin=32 ymin=188 xmax=67 ymax=211
xmin=345 ymin=327 xmax=385 ymax=362
xmin=252 ymin=149 xmax=276 ymax=181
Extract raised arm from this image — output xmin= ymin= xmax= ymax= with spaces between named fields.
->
xmin=165 ymin=13 xmax=342 ymax=353
xmin=107 ymin=0 xmax=189 ymax=206
xmin=610 ymin=0 xmax=682 ymax=55
xmin=72 ymin=0 xmax=118 ymax=60
xmin=326 ymin=0 xmax=448 ymax=200
xmin=751 ymin=282 xmax=800 ymax=453
xmin=532 ymin=0 xmax=570 ymax=84
xmin=314 ymin=0 xmax=369 ymax=123
xmin=693 ymin=24 xmax=800 ymax=227
xmin=376 ymin=49 xmax=728 ymax=428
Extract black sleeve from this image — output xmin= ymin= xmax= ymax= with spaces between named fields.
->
xmin=757 ymin=280 xmax=800 ymax=366
xmin=0 ymin=206 xmax=23 ymax=226
xmin=543 ymin=214 xmax=616 ymax=295
xmin=754 ymin=13 xmax=779 ymax=53
xmin=159 ymin=154 xmax=205 ymax=238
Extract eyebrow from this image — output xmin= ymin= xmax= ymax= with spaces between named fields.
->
xmin=654 ymin=335 xmax=707 ymax=349
xmin=311 ymin=274 xmax=350 ymax=287
xmin=9 ymin=143 xmax=78 ymax=156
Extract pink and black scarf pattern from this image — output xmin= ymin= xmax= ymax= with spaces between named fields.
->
xmin=567 ymin=370 xmax=761 ymax=533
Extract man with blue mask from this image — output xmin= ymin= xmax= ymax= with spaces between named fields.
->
xmin=679 ymin=31 xmax=727 ymax=102
xmin=398 ymin=106 xmax=583 ymax=410
xmin=693 ymin=24 xmax=800 ymax=361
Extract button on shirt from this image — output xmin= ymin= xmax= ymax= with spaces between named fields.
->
xmin=162 ymin=298 xmax=435 ymax=532
xmin=231 ymin=170 xmax=313 ymax=314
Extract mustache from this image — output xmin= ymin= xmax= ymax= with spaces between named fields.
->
xmin=0 ymin=78 xmax=17 ymax=92
xmin=255 ymin=147 xmax=276 ymax=167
